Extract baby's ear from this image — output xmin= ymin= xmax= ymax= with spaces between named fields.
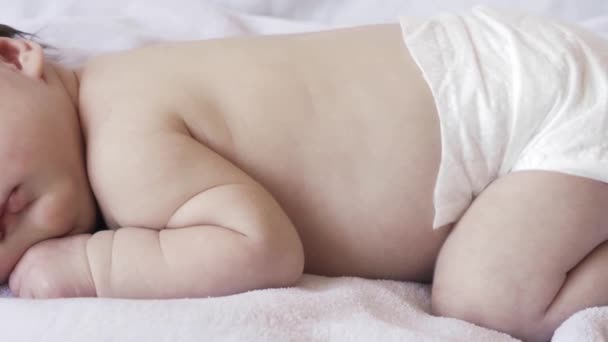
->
xmin=0 ymin=37 xmax=43 ymax=79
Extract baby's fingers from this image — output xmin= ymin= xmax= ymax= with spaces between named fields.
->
xmin=9 ymin=251 xmax=39 ymax=298
xmin=11 ymin=266 xmax=59 ymax=299
xmin=8 ymin=262 xmax=25 ymax=297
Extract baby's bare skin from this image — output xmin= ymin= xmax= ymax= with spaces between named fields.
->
xmin=78 ymin=23 xmax=447 ymax=291
xmin=2 ymin=23 xmax=449 ymax=300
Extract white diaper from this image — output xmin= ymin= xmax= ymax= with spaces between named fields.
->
xmin=400 ymin=6 xmax=608 ymax=229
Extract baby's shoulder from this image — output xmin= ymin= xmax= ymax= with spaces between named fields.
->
xmin=79 ymin=54 xmax=198 ymax=229
xmin=80 ymin=52 xmax=165 ymax=114
xmin=78 ymin=50 xmax=191 ymax=138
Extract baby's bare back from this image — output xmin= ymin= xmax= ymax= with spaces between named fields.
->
xmin=82 ymin=23 xmax=448 ymax=282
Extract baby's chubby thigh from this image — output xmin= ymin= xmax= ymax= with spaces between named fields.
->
xmin=431 ymin=170 xmax=608 ymax=341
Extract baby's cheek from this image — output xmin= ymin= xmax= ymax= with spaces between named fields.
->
xmin=0 ymin=136 xmax=36 ymax=180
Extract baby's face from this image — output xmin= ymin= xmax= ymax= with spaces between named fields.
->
xmin=0 ymin=38 xmax=97 ymax=283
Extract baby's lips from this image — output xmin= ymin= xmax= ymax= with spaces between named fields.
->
xmin=0 ymin=186 xmax=29 ymax=240
xmin=6 ymin=186 xmax=28 ymax=215
xmin=0 ymin=192 xmax=8 ymax=240
xmin=0 ymin=186 xmax=15 ymax=217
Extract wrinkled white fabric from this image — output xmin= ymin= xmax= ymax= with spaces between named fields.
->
xmin=402 ymin=6 xmax=608 ymax=228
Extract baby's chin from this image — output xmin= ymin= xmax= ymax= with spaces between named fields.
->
xmin=28 ymin=189 xmax=85 ymax=239
xmin=0 ymin=212 xmax=80 ymax=286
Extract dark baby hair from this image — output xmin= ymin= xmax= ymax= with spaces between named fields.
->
xmin=0 ymin=24 xmax=34 ymax=39
xmin=0 ymin=24 xmax=51 ymax=51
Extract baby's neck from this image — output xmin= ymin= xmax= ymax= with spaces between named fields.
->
xmin=50 ymin=62 xmax=81 ymax=110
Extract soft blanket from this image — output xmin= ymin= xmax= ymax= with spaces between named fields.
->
xmin=0 ymin=277 xmax=518 ymax=341
xmin=1 ymin=276 xmax=607 ymax=341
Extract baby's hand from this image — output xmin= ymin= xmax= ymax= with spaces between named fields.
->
xmin=9 ymin=234 xmax=96 ymax=298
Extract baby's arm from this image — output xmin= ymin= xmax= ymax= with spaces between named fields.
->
xmin=80 ymin=132 xmax=304 ymax=299
xmin=9 ymin=138 xmax=304 ymax=299
xmin=86 ymin=182 xmax=304 ymax=298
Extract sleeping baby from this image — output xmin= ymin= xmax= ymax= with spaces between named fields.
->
xmin=0 ymin=6 xmax=606 ymax=341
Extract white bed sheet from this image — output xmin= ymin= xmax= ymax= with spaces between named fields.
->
xmin=212 ymin=0 xmax=608 ymax=28
xmin=0 ymin=0 xmax=606 ymax=65
xmin=0 ymin=0 xmax=607 ymax=341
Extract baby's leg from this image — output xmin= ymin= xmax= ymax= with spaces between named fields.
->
xmin=431 ymin=171 xmax=608 ymax=342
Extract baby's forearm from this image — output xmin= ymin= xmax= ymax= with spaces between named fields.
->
xmin=85 ymin=226 xmax=289 ymax=298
